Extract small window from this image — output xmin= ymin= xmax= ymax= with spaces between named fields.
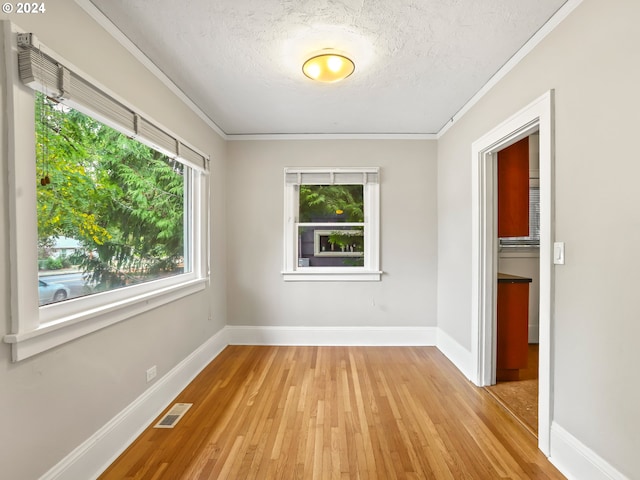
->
xmin=283 ymin=168 xmax=381 ymax=281
xmin=500 ymin=181 xmax=540 ymax=248
xmin=300 ymin=184 xmax=364 ymax=267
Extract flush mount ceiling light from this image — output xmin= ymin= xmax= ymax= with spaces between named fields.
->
xmin=302 ymin=53 xmax=355 ymax=83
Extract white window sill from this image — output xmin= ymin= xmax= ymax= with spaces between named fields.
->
xmin=282 ymin=270 xmax=382 ymax=282
xmin=3 ymin=278 xmax=207 ymax=362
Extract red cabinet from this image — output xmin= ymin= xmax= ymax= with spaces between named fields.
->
xmin=498 ymin=137 xmax=529 ymax=238
xmin=496 ymin=273 xmax=531 ymax=381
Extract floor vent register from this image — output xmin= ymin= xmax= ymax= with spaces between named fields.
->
xmin=153 ymin=403 xmax=193 ymax=429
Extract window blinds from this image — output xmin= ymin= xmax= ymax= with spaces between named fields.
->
xmin=285 ymin=168 xmax=379 ymax=185
xmin=17 ymin=34 xmax=208 ymax=172
xmin=500 ymin=186 xmax=540 ymax=246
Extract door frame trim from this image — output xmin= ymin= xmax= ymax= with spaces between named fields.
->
xmin=470 ymin=91 xmax=555 ymax=455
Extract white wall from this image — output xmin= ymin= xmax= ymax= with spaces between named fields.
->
xmin=0 ymin=4 xmax=227 ymax=479
xmin=227 ymin=140 xmax=438 ymax=331
xmin=3 ymin=1 xmax=639 ymax=479
xmin=437 ymin=0 xmax=640 ymax=477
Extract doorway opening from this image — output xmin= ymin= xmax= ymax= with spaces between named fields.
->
xmin=470 ymin=91 xmax=554 ymax=455
xmin=485 ymin=132 xmax=541 ymax=436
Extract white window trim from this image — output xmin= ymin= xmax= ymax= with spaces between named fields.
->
xmin=282 ymin=167 xmax=381 ymax=282
xmin=2 ymin=23 xmax=210 ymax=362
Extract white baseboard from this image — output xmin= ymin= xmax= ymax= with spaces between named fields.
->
xmin=435 ymin=328 xmax=473 ymax=380
xmin=225 ymin=325 xmax=437 ymax=346
xmin=40 ymin=328 xmax=229 ymax=480
xmin=549 ymin=422 xmax=629 ymax=480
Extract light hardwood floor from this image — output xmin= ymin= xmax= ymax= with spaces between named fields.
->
xmin=485 ymin=344 xmax=539 ymax=436
xmin=99 ymin=346 xmax=565 ymax=479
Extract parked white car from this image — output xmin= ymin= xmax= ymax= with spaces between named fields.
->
xmin=38 ymin=279 xmax=70 ymax=305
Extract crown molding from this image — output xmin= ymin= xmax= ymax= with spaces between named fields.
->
xmin=76 ymin=0 xmax=583 ymax=141
xmin=437 ymin=0 xmax=584 ymax=138
xmin=74 ymin=0 xmax=228 ymax=140
xmin=226 ymin=133 xmax=437 ymax=141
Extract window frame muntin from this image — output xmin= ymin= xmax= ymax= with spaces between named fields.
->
xmin=2 ymin=24 xmax=210 ymax=362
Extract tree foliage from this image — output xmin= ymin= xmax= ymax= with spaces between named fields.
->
xmin=299 ymin=185 xmax=363 ymax=222
xmin=35 ymin=93 xmax=185 ymax=291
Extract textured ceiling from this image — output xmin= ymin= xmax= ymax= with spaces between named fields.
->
xmin=88 ymin=0 xmax=567 ymax=136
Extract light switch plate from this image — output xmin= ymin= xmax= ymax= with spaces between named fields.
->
xmin=553 ymin=242 xmax=565 ymax=265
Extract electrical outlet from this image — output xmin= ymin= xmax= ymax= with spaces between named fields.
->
xmin=146 ymin=365 xmax=157 ymax=383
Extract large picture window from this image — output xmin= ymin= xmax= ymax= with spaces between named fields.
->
xmin=283 ymin=168 xmax=381 ymax=281
xmin=4 ymin=30 xmax=209 ymax=361
xmin=36 ymin=93 xmax=189 ymax=305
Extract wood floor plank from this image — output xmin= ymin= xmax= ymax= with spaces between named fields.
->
xmin=99 ymin=346 xmax=565 ymax=479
